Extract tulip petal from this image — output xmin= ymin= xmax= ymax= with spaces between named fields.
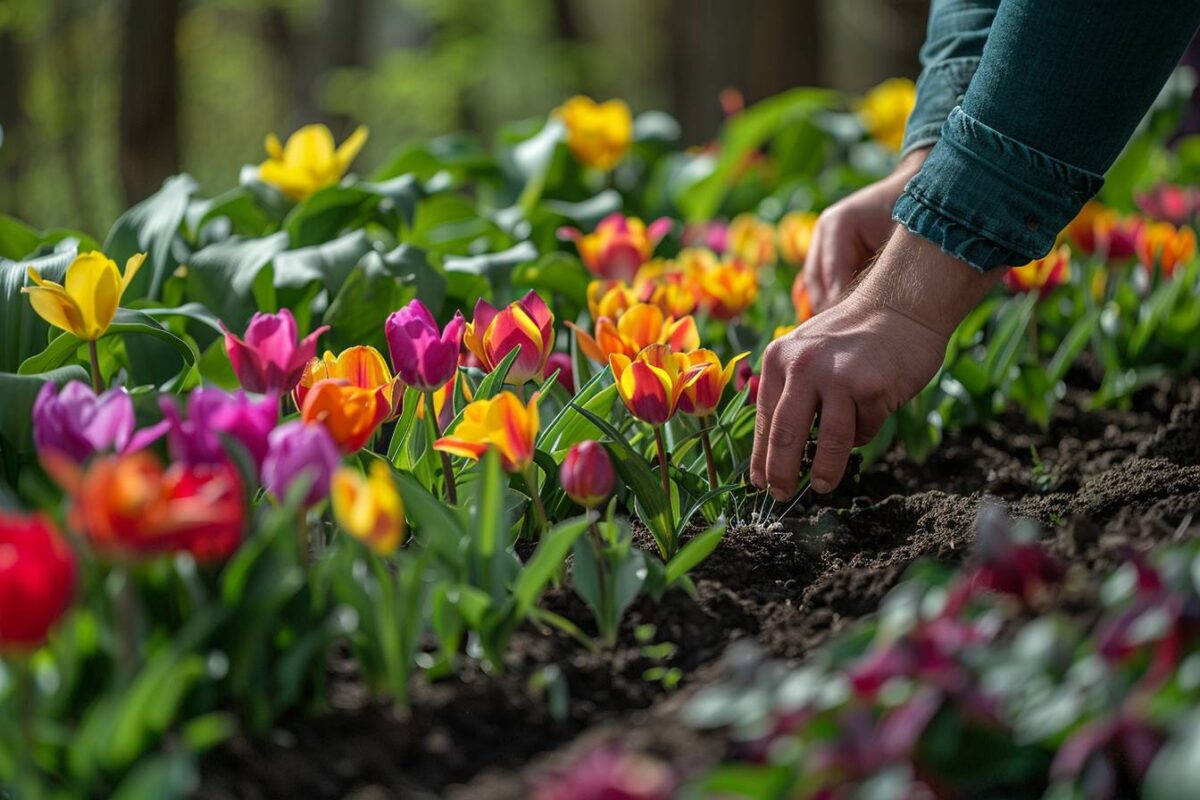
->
xmin=23 ymin=284 xmax=87 ymax=338
xmin=121 ymin=253 xmax=147 ymax=295
xmin=65 ymin=252 xmax=121 ymax=339
xmin=334 ymin=126 xmax=369 ymax=173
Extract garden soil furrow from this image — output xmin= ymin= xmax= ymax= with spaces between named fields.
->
xmin=197 ymin=378 xmax=1200 ymax=799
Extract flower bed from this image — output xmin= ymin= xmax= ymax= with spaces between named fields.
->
xmin=1 ymin=76 xmax=1200 ymax=798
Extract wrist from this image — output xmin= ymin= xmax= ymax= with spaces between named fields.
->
xmin=852 ymin=226 xmax=1002 ymax=340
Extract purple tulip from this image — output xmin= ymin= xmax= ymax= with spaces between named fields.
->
xmin=261 ymin=421 xmax=340 ymax=507
xmin=384 ymin=300 xmax=464 ymax=392
xmin=160 ymin=388 xmax=278 ymax=471
xmin=223 ymin=309 xmax=328 ymax=395
xmin=32 ymin=381 xmax=166 ymax=463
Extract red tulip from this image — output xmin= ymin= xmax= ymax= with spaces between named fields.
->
xmin=0 ymin=512 xmax=76 ymax=651
xmin=560 ymin=440 xmax=614 ymax=508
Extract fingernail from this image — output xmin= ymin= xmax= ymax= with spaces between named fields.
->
xmin=771 ymin=488 xmax=790 ymax=501
xmin=812 ymin=478 xmax=832 ymax=494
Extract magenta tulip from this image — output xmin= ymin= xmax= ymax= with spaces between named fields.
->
xmin=543 ymin=352 xmax=575 ymax=394
xmin=160 ymin=388 xmax=278 ymax=471
xmin=223 ymin=309 xmax=328 ymax=395
xmin=384 ymin=300 xmax=465 ymax=392
xmin=33 ymin=381 xmax=166 ymax=463
xmin=560 ymin=440 xmax=614 ymax=509
xmin=261 ymin=420 xmax=340 ymax=507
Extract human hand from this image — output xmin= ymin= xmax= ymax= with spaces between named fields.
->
xmin=798 ymin=147 xmax=930 ymax=312
xmin=754 ymin=226 xmax=1003 ymax=499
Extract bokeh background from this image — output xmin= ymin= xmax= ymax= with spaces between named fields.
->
xmin=0 ymin=0 xmax=931 ymax=235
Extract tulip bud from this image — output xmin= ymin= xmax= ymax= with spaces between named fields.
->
xmin=560 ymin=440 xmax=614 ymax=509
xmin=385 ymin=300 xmax=464 ymax=392
xmin=0 ymin=512 xmax=77 ymax=651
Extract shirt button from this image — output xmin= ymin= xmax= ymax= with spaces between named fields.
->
xmin=1025 ymin=216 xmax=1041 ymax=231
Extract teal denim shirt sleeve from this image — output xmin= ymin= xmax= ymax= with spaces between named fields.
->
xmin=901 ymin=0 xmax=999 ymax=158
xmin=895 ymin=0 xmax=1200 ymax=271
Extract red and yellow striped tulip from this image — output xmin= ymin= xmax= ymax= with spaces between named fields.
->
xmin=696 ymin=259 xmax=758 ymax=320
xmin=1004 ymin=244 xmax=1071 ymax=295
xmin=727 ymin=214 xmax=776 ymax=268
xmin=609 ymin=344 xmax=705 ymax=426
xmin=587 ymin=279 xmax=639 ymax=321
xmin=778 ymin=211 xmax=819 ymax=265
xmin=434 ymin=391 xmax=539 ymax=473
xmin=569 ymin=303 xmax=699 ymax=363
xmin=1067 ymin=201 xmax=1143 ymax=261
xmin=464 ymin=290 xmax=555 ymax=385
xmin=1137 ymin=221 xmax=1197 ymax=278
xmin=331 ymin=461 xmax=406 ymax=555
xmin=677 ymin=349 xmax=749 ymax=418
xmin=559 ymin=214 xmax=672 ymax=282
xmin=292 ymin=345 xmax=398 ymax=413
xmin=554 ymin=97 xmax=633 ymax=172
xmin=632 ymin=260 xmax=698 ymax=317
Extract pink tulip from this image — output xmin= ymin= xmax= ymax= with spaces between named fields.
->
xmin=223 ymin=309 xmax=328 ymax=395
xmin=384 ymin=300 xmax=465 ymax=392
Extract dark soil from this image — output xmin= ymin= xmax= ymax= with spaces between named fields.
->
xmin=196 ymin=378 xmax=1200 ymax=800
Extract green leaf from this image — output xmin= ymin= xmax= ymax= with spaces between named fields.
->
xmin=473 ymin=449 xmax=509 ymax=597
xmin=323 ymin=244 xmax=443 ymax=353
xmin=512 ymin=516 xmax=590 ymax=617
xmin=0 ymin=246 xmax=75 ymax=373
xmin=0 ymin=365 xmax=89 ymax=486
xmin=104 ymin=173 xmax=197 ymax=301
xmin=0 ymin=213 xmax=42 ymax=260
xmin=284 ymin=176 xmax=424 ymax=247
xmin=185 ymin=232 xmax=289 ymax=331
xmin=110 ymin=751 xmax=199 ymax=800
xmin=273 ymin=229 xmax=371 ymax=296
xmin=665 ymin=523 xmax=725 ymax=584
xmin=538 ymin=369 xmax=616 ymax=455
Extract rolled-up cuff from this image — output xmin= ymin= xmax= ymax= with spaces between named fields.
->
xmin=901 ymin=58 xmax=981 ymax=158
xmin=893 ymin=105 xmax=1105 ymax=271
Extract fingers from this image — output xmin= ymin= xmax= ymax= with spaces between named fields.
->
xmin=765 ymin=383 xmax=817 ymax=500
xmin=810 ymin=394 xmax=857 ymax=494
xmin=749 ymin=345 xmax=785 ymax=489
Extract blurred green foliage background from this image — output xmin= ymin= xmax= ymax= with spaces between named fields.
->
xmin=0 ymin=0 xmax=929 ymax=235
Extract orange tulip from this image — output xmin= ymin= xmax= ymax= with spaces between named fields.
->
xmin=778 ymin=211 xmax=819 ymax=265
xmin=696 ymin=259 xmax=758 ymax=320
xmin=791 ymin=279 xmax=814 ymax=324
xmin=463 ymin=290 xmax=555 ymax=385
xmin=1004 ymin=244 xmax=1071 ymax=295
xmin=677 ymin=349 xmax=749 ymax=418
xmin=434 ymin=391 xmax=539 ymax=473
xmin=587 ymin=279 xmax=639 ymax=321
xmin=301 ymin=379 xmax=392 ymax=454
xmin=632 ymin=260 xmax=698 ymax=317
xmin=1136 ymin=221 xmax=1197 ymax=278
xmin=569 ymin=303 xmax=700 ymax=363
xmin=727 ymin=214 xmax=776 ymax=268
xmin=559 ymin=214 xmax=672 ymax=282
xmin=610 ymin=344 xmax=705 ymax=426
xmin=292 ymin=345 xmax=398 ymax=413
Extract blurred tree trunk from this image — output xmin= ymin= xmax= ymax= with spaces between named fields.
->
xmin=118 ymin=0 xmax=181 ymax=206
xmin=0 ymin=29 xmax=23 ymax=218
xmin=315 ymin=0 xmax=368 ymax=137
xmin=53 ymin=0 xmax=93 ymax=230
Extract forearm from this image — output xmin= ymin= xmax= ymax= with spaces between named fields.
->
xmin=902 ymin=0 xmax=1000 ymax=157
xmin=896 ymin=0 xmax=1200 ymax=271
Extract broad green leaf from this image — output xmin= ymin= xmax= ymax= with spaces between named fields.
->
xmin=0 ymin=212 xmax=41 ymax=260
xmin=104 ymin=173 xmax=197 ymax=301
xmin=0 ymin=246 xmax=75 ymax=373
xmin=185 ymin=232 xmax=289 ymax=331
xmin=665 ymin=523 xmax=726 ymax=584
xmin=512 ymin=516 xmax=590 ymax=617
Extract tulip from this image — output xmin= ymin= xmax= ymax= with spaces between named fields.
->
xmin=300 ymin=379 xmax=392 ymax=454
xmin=677 ymin=349 xmax=748 ymax=489
xmin=1066 ymin=202 xmax=1143 ymax=261
xmin=259 ymin=123 xmax=369 ymax=201
xmin=778 ymin=210 xmax=818 ymax=265
xmin=435 ymin=391 xmax=545 ymax=531
xmin=33 ymin=380 xmax=166 ymax=463
xmin=533 ymin=745 xmax=675 ymax=800
xmin=543 ymin=352 xmax=575 ymax=394
xmin=1136 ymin=184 xmax=1200 ymax=226
xmin=52 ymin=451 xmax=246 ymax=563
xmin=695 ymin=259 xmax=758 ymax=320
xmin=1004 ymin=244 xmax=1071 ymax=295
xmin=262 ymin=420 xmax=341 ymax=507
xmin=554 ymin=96 xmax=633 ymax=172
xmin=558 ymin=214 xmax=672 ymax=282
xmin=734 ymin=361 xmax=759 ymax=406
xmin=791 ymin=279 xmax=814 ymax=324
xmin=292 ymin=345 xmax=398 ymax=413
xmin=560 ymin=440 xmax=615 ymax=509
xmin=23 ymin=250 xmax=146 ymax=391
xmin=681 ymin=220 xmax=728 ymax=254
xmin=223 ymin=309 xmax=328 ymax=395
xmin=160 ymin=388 xmax=278 ymax=471
xmin=569 ymin=303 xmax=699 ymax=364
xmin=385 ymin=300 xmax=465 ymax=392
xmin=586 ymin=279 xmax=638 ymax=321
xmin=1137 ymin=220 xmax=1197 ymax=279
xmin=331 ymin=461 xmax=406 ymax=555
xmin=0 ymin=512 xmax=77 ymax=651
xmin=726 ymin=214 xmax=776 ymax=268
xmin=610 ymin=344 xmax=704 ymax=427
xmin=463 ymin=290 xmax=555 ymax=385
xmin=632 ymin=261 xmax=698 ymax=318
xmin=857 ymin=77 xmax=916 ymax=152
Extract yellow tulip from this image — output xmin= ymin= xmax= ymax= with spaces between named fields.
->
xmin=555 ymin=96 xmax=633 ymax=171
xmin=259 ymin=124 xmax=369 ymax=201
xmin=434 ymin=391 xmax=539 ymax=474
xmin=332 ymin=460 xmax=406 ymax=555
xmin=857 ymin=78 xmax=916 ymax=152
xmin=22 ymin=251 xmax=146 ymax=341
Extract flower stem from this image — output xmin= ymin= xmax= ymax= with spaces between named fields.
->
xmin=115 ymin=568 xmax=139 ymax=681
xmin=424 ymin=390 xmax=457 ymax=504
xmin=654 ymin=425 xmax=675 ymax=549
xmin=296 ymin=509 xmax=310 ymax=567
xmin=16 ymin=656 xmax=35 ymax=790
xmin=588 ymin=513 xmax=614 ymax=647
xmin=700 ymin=417 xmax=719 ymax=492
xmin=87 ymin=339 xmax=104 ymax=393
xmin=524 ymin=465 xmax=550 ymax=537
